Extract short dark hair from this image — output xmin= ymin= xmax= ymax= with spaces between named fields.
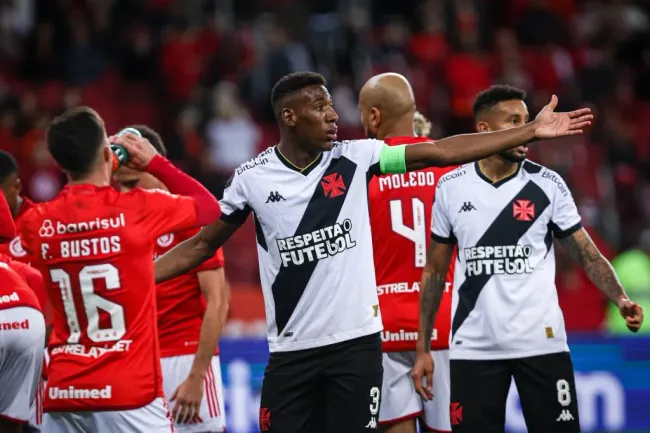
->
xmin=129 ymin=124 xmax=166 ymax=157
xmin=47 ymin=106 xmax=105 ymax=179
xmin=472 ymin=85 xmax=527 ymax=118
xmin=270 ymin=72 xmax=326 ymax=113
xmin=0 ymin=150 xmax=18 ymax=184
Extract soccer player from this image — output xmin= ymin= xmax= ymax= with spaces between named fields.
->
xmin=361 ymin=74 xmax=454 ymax=433
xmin=153 ymin=72 xmax=592 ymax=433
xmin=413 ymin=85 xmax=644 ymax=433
xmin=0 ymin=257 xmax=46 ymax=433
xmin=0 ymin=191 xmax=15 ymax=242
xmin=113 ymin=125 xmax=228 ymax=433
xmin=0 ymin=150 xmax=35 ymax=263
xmin=18 ymin=107 xmax=221 ymax=432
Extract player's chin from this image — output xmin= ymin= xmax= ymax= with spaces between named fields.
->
xmin=320 ymin=139 xmax=335 ymax=151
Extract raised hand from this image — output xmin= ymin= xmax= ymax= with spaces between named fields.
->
xmin=110 ymin=133 xmax=158 ymax=171
xmin=533 ymin=95 xmax=594 ymax=139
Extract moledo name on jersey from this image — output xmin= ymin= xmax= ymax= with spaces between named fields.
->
xmin=464 ymin=244 xmax=533 ymax=276
xmin=277 ymin=219 xmax=356 ymax=267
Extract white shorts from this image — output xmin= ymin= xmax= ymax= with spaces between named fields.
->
xmin=43 ymin=397 xmax=175 ymax=433
xmin=28 ymin=378 xmax=45 ymax=430
xmin=0 ymin=307 xmax=45 ymax=425
xmin=161 ymin=354 xmax=226 ymax=433
xmin=378 ymin=350 xmax=451 ymax=432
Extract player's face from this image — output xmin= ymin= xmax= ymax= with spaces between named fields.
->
xmin=0 ymin=173 xmax=19 ymax=215
xmin=481 ymin=100 xmax=530 ymax=162
xmin=293 ymin=85 xmax=339 ymax=151
xmin=113 ymin=166 xmax=165 ymax=192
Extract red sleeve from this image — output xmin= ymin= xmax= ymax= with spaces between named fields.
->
xmin=135 ymin=189 xmax=200 ymax=239
xmin=0 ymin=193 xmax=16 ymax=243
xmin=12 ymin=261 xmax=51 ymax=324
xmin=196 ymin=247 xmax=225 ymax=272
xmin=146 ymin=155 xmax=221 ymax=226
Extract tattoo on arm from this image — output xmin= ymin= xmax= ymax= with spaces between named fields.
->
xmin=559 ymin=228 xmax=626 ymax=304
xmin=420 ymin=272 xmax=447 ymax=345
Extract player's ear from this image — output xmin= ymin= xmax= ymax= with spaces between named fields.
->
xmin=102 ymin=144 xmax=112 ymax=164
xmin=476 ymin=121 xmax=490 ymax=133
xmin=282 ymin=108 xmax=296 ymax=127
xmin=14 ymin=177 xmax=21 ymax=194
xmin=370 ymin=107 xmax=381 ymax=130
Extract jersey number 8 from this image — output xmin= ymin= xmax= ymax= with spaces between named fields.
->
xmin=50 ymin=264 xmax=125 ymax=344
xmin=389 ymin=198 xmax=427 ymax=268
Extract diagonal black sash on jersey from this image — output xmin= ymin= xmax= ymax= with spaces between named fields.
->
xmin=451 ymin=181 xmax=551 ymax=337
xmin=271 ymin=156 xmax=358 ymax=335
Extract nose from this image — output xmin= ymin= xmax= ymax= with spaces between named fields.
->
xmin=326 ymin=105 xmax=338 ymax=123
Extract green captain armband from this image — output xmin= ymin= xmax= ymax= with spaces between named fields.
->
xmin=379 ymin=144 xmax=407 ymax=174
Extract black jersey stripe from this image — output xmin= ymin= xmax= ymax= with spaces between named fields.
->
xmin=253 ymin=212 xmax=268 ymax=251
xmin=271 ymin=156 xmax=358 ymax=334
xmin=451 ymin=180 xmax=551 ymax=337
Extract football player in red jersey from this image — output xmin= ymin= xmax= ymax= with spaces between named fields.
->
xmin=360 ymin=73 xmax=456 ymax=433
xmin=114 ymin=125 xmax=229 ymax=433
xmin=19 ymin=107 xmax=221 ymax=433
xmin=0 ymin=257 xmax=46 ymax=433
xmin=0 ymin=150 xmax=36 ymax=263
xmin=0 ymin=191 xmax=16 ymax=242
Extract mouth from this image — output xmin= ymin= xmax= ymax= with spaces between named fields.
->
xmin=326 ymin=127 xmax=338 ymax=141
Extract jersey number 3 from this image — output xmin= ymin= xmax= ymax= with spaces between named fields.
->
xmin=50 ymin=264 xmax=125 ymax=344
xmin=389 ymin=198 xmax=426 ymax=268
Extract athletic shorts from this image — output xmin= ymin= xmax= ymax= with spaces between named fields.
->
xmin=450 ymin=351 xmax=580 ymax=433
xmin=259 ymin=332 xmax=383 ymax=433
xmin=0 ymin=307 xmax=45 ymax=425
xmin=161 ymin=354 xmax=226 ymax=433
xmin=43 ymin=398 xmax=175 ymax=433
xmin=378 ymin=350 xmax=451 ymax=432
xmin=28 ymin=378 xmax=45 ymax=431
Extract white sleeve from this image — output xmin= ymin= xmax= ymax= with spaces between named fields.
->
xmin=338 ymin=139 xmax=385 ymax=173
xmin=549 ymin=174 xmax=582 ymax=239
xmin=431 ymin=184 xmax=456 ymax=244
xmin=219 ymin=172 xmax=251 ymax=225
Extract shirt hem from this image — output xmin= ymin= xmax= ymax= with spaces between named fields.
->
xmin=450 ymin=345 xmax=570 ymax=360
xmin=268 ymin=322 xmax=383 ymax=352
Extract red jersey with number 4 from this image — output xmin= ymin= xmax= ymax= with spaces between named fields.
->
xmin=0 ymin=196 xmax=35 ymax=264
xmin=369 ymin=136 xmax=457 ymax=352
xmin=154 ymin=228 xmax=225 ymax=358
xmin=19 ymin=184 xmax=199 ymax=412
xmin=0 ymin=261 xmax=42 ymax=312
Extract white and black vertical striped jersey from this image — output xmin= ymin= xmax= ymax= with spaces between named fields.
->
xmin=432 ymin=161 xmax=582 ymax=360
xmin=220 ymin=141 xmax=386 ymax=352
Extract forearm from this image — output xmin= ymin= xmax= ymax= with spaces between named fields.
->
xmin=406 ymin=123 xmax=536 ymax=169
xmin=154 ymin=234 xmax=215 ymax=283
xmin=147 ymin=155 xmax=221 ymax=225
xmin=416 ymin=269 xmax=447 ymax=353
xmin=188 ymin=300 xmax=228 ymax=381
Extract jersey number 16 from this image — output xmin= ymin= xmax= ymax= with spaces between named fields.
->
xmin=389 ymin=198 xmax=427 ymax=268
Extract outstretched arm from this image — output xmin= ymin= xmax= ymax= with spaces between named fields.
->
xmin=154 ymin=219 xmax=239 ymax=283
xmin=403 ymin=95 xmax=593 ymax=170
xmin=559 ymin=228 xmax=644 ymax=332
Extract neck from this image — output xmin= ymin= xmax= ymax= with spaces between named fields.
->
xmin=68 ymin=171 xmax=111 ymax=187
xmin=378 ymin=116 xmax=415 ymax=140
xmin=277 ymin=136 xmax=322 ymax=169
xmin=478 ymin=156 xmax=520 ymax=183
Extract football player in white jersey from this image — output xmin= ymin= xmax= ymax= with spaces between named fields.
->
xmin=153 ymin=73 xmax=593 ymax=433
xmin=413 ymin=85 xmax=644 ymax=433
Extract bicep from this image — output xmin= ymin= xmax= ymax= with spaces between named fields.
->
xmin=405 ymin=142 xmax=444 ymax=171
xmin=199 ymin=218 xmax=241 ymax=253
xmin=558 ymin=228 xmax=603 ymax=264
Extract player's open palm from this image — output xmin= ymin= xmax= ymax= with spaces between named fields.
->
xmin=619 ymin=298 xmax=644 ymax=333
xmin=170 ymin=376 xmax=204 ymax=424
xmin=110 ymin=133 xmax=157 ymax=171
xmin=412 ymin=352 xmax=434 ymax=401
xmin=533 ymin=95 xmax=594 ymax=139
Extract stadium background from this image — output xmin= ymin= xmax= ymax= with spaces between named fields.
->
xmin=0 ymin=0 xmax=649 ymax=431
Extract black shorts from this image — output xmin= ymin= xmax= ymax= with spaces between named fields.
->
xmin=259 ymin=332 xmax=383 ymax=433
xmin=450 ymin=351 xmax=581 ymax=433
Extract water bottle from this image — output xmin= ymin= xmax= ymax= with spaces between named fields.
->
xmin=110 ymin=127 xmax=141 ymax=171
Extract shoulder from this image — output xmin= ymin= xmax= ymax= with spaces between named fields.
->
xmin=330 ymin=139 xmax=383 ymax=156
xmin=523 ymin=161 xmax=570 ymax=198
xmin=126 ymin=187 xmax=180 ymax=201
xmin=234 ymin=147 xmax=275 ymax=177
xmin=436 ymin=164 xmax=470 ymax=191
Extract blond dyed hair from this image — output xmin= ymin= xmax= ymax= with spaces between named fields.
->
xmin=413 ymin=111 xmax=432 ymax=137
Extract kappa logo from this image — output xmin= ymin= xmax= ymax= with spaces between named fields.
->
xmin=39 ymin=220 xmax=55 ymax=237
xmin=266 ymin=191 xmax=286 ymax=203
xmin=513 ymin=199 xmax=535 ymax=221
xmin=157 ymin=233 xmax=174 ymax=248
xmin=9 ymin=236 xmax=26 ymax=257
xmin=321 ymin=173 xmax=346 ymax=198
xmin=556 ymin=409 xmax=575 ymax=422
xmin=459 ymin=202 xmax=477 ymax=213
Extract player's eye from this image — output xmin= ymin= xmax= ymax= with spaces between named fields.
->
xmin=316 ymin=106 xmax=324 ymax=111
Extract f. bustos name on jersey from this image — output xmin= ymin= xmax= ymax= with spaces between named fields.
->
xmin=277 ymin=219 xmax=356 ymax=267
xmin=464 ymin=244 xmax=534 ymax=276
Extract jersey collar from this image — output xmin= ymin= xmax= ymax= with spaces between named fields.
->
xmin=474 ymin=161 xmax=522 ymax=188
xmin=274 ymin=146 xmax=323 ymax=176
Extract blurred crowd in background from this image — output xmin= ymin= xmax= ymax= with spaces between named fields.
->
xmin=0 ymin=0 xmax=649 ymax=335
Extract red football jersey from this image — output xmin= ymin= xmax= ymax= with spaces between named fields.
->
xmin=0 ymin=192 xmax=15 ymax=242
xmin=0 ymin=260 xmax=42 ymax=312
xmin=154 ymin=228 xmax=225 ymax=358
xmin=369 ymin=136 xmax=457 ymax=352
xmin=19 ymin=184 xmax=198 ymax=412
xmin=0 ymin=196 xmax=35 ymax=264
